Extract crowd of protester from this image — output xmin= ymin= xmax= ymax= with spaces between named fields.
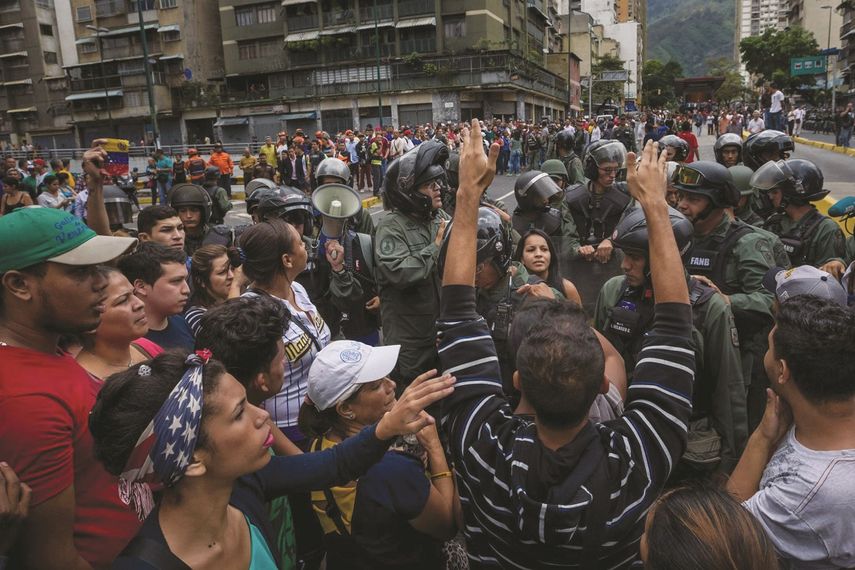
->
xmin=0 ymin=107 xmax=854 ymax=570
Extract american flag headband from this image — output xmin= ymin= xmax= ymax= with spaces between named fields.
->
xmin=118 ymin=350 xmax=211 ymax=520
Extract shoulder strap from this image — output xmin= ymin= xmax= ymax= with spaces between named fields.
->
xmin=120 ymin=536 xmax=191 ymax=570
xmin=356 ymin=233 xmax=375 ymax=276
xmin=710 ymin=220 xmax=754 ymax=285
xmin=310 ymin=439 xmax=351 ymax=536
xmin=797 ymin=208 xmax=825 ymax=241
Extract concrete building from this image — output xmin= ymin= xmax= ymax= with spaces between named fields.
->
xmin=841 ymin=2 xmax=854 ymax=96
xmin=603 ymin=20 xmax=641 ymax=100
xmin=64 ymin=0 xmax=224 ymax=146
xmin=788 ymin=0 xmax=844 ymax=97
xmin=0 ymin=0 xmax=74 ymax=148
xmin=737 ymin=0 xmax=789 ymax=71
xmin=211 ymin=0 xmax=570 ymax=142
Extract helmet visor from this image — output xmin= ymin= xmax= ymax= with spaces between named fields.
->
xmin=591 ymin=142 xmax=627 ymax=168
xmin=749 ymin=160 xmax=791 ymax=192
xmin=518 ymin=172 xmax=561 ymax=203
xmin=674 ymin=165 xmax=705 ymax=187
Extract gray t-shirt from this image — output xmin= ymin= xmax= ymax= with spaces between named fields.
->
xmin=743 ymin=426 xmax=855 ymax=569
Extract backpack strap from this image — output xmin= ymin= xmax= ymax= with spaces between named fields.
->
xmin=310 ymin=439 xmax=351 ymax=536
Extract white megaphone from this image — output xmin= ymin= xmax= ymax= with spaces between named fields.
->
xmin=311 ymin=183 xmax=362 ymax=239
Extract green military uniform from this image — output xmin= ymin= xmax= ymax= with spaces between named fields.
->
xmin=735 ymin=201 xmax=764 ymax=227
xmin=686 ymin=214 xmax=777 ymax=430
xmin=594 ymin=274 xmax=747 ymax=473
xmin=204 ymin=184 xmax=233 ymax=225
xmin=846 ymin=234 xmax=855 ymax=265
xmin=559 ymin=153 xmax=585 ymax=186
xmin=764 ymin=209 xmax=846 ymax=268
xmin=352 ymin=207 xmax=375 ymax=236
xmin=513 ymin=203 xmax=581 ymax=263
xmin=374 ymin=209 xmax=450 ymax=386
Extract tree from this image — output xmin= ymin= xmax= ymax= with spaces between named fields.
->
xmin=591 ymin=54 xmax=628 ymax=107
xmin=739 ymin=26 xmax=819 ymax=92
xmin=642 ymin=59 xmax=684 ymax=108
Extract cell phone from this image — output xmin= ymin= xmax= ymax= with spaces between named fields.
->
xmin=101 ymin=138 xmax=130 ymax=177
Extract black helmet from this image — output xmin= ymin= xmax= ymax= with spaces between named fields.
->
xmin=743 ymin=130 xmax=794 ymax=171
xmin=728 ymin=165 xmax=756 ymax=197
xmin=315 ymin=157 xmax=351 ymax=185
xmin=713 ymin=133 xmax=743 ymax=165
xmin=555 ymin=130 xmax=575 ymax=152
xmin=514 ymin=171 xmax=562 ymax=211
xmin=446 ymin=151 xmax=460 ymax=190
xmin=438 ymin=207 xmax=512 ymax=278
xmin=204 ymin=166 xmax=220 ymax=181
xmin=583 ymin=140 xmax=627 ymax=180
xmin=672 ymin=161 xmax=740 ymax=209
xmin=658 ymin=135 xmax=689 ymax=162
xmin=749 ymin=158 xmax=828 ymax=206
xmin=103 ymin=184 xmax=132 ymax=229
xmin=383 ymin=140 xmax=448 ymax=220
xmin=245 ymin=179 xmax=278 ymax=214
xmin=611 ymin=205 xmax=694 ymax=260
xmin=169 ymin=183 xmax=211 ymax=224
xmin=256 ymin=186 xmax=314 ymax=234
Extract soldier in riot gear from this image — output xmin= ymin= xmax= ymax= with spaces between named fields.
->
xmin=374 ymin=140 xmax=451 ymax=388
xmin=314 ymin=157 xmax=374 ymax=235
xmin=658 ymin=134 xmax=690 ymax=162
xmin=512 ymin=170 xmax=580 ymax=262
xmin=729 ymin=165 xmax=792 ymax=267
xmin=201 ymin=166 xmax=232 ymax=225
xmin=742 ymin=129 xmax=794 ymax=171
xmin=169 ymin=182 xmax=234 ymax=256
xmin=103 ymin=184 xmax=135 ymax=235
xmin=554 ymin=130 xmax=585 ymax=184
xmin=540 ymin=159 xmax=571 ymax=190
xmin=563 ymin=140 xmax=633 ymax=313
xmin=753 ymin=159 xmax=846 ymax=276
xmin=675 ymin=161 xmax=778 ymax=429
xmin=594 ymin=206 xmax=747 ymax=475
xmin=714 ymin=133 xmax=743 ymax=167
xmin=244 ymin=178 xmax=279 ymax=223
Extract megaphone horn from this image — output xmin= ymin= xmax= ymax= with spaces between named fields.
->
xmin=311 ymin=183 xmax=362 ymax=239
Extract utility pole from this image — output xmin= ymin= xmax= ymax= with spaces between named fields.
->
xmin=374 ymin=0 xmax=383 ymax=129
xmin=137 ymin=0 xmax=159 ymax=149
xmin=86 ymin=25 xmax=115 ymax=136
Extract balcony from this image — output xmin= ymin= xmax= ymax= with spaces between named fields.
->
xmin=398 ymin=0 xmax=435 ymax=18
xmin=399 ymin=37 xmax=436 ymax=54
xmin=527 ymin=0 xmax=548 ymax=19
xmin=323 ymin=9 xmax=354 ymax=27
xmin=0 ymin=65 xmax=30 ymax=82
xmin=94 ymin=0 xmax=127 ymax=18
xmin=0 ymin=36 xmax=24 ymax=54
xmin=288 ymin=49 xmax=320 ymax=66
xmin=69 ymin=75 xmax=122 ymax=92
xmin=287 ymin=12 xmax=319 ymax=31
xmin=359 ymin=3 xmax=393 ymax=23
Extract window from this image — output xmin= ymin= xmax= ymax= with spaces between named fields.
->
xmin=39 ymin=23 xmax=53 ymax=36
xmin=235 ymin=3 xmax=277 ymax=26
xmin=43 ymin=51 xmax=57 ymax=63
xmin=129 ymin=0 xmax=155 ymax=11
xmin=124 ymin=91 xmax=148 ymax=107
xmin=161 ymin=30 xmax=180 ymax=41
xmin=444 ymin=16 xmax=466 ymax=38
xmin=118 ymin=60 xmax=145 ymax=75
xmin=159 ymin=0 xmax=176 ymax=7
xmin=76 ymin=5 xmax=92 ymax=21
xmin=80 ymin=41 xmax=98 ymax=53
xmin=238 ymin=42 xmax=257 ymax=60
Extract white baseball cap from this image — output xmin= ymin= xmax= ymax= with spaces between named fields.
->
xmin=307 ymin=341 xmax=400 ymax=411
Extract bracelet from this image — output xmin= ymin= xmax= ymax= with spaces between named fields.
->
xmin=430 ymin=470 xmax=452 ymax=481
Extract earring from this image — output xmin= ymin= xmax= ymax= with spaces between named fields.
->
xmin=346 ymin=413 xmax=355 ymax=420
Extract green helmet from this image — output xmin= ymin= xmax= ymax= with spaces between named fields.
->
xmin=540 ymin=159 xmax=569 ymax=183
xmin=728 ymin=165 xmax=755 ymax=197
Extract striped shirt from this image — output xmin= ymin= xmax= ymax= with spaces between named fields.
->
xmin=244 ymin=283 xmax=330 ymax=430
xmin=437 ymin=285 xmax=695 ymax=569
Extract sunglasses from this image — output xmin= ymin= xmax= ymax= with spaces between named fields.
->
xmin=674 ymin=165 xmax=704 ymax=186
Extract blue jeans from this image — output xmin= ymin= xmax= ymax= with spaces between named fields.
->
xmin=509 ymin=150 xmax=521 ymax=174
xmin=156 ymin=179 xmax=171 ymax=205
xmin=838 ymin=126 xmax=852 ymax=148
xmin=769 ymin=111 xmax=783 ymax=131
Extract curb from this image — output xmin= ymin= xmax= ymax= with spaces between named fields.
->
xmin=793 ymin=136 xmax=855 ymax=158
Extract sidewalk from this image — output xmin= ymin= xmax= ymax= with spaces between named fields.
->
xmin=792 ymin=131 xmax=855 ymax=158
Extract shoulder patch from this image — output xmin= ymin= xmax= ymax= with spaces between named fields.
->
xmin=380 ymin=237 xmax=395 ymax=256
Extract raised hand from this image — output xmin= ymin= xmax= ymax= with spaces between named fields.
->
xmin=457 ymin=119 xmax=500 ymax=202
xmin=375 ymin=369 xmax=456 ymax=440
xmin=625 ymin=140 xmax=667 ymax=207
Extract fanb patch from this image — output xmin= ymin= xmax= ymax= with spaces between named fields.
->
xmin=730 ymin=327 xmax=740 ymax=347
xmin=380 ymin=237 xmax=395 ymax=256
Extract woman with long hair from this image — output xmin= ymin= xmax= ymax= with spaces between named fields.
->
xmin=76 ymin=266 xmax=162 ymax=380
xmin=184 ymin=245 xmax=245 ymax=335
xmin=513 ymin=229 xmax=582 ymax=305
xmin=89 ymin=351 xmax=455 ymax=568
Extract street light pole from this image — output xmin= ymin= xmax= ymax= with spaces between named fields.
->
xmin=820 ymin=5 xmax=836 ymax=114
xmin=136 ymin=0 xmax=159 ymax=149
xmin=374 ymin=0 xmax=383 ymax=129
xmin=86 ymin=24 xmax=115 ymax=136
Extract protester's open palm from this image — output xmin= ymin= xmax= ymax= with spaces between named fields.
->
xmin=458 ymin=120 xmax=500 ymax=201
xmin=626 ymin=140 xmax=667 ymax=206
xmin=375 ymin=370 xmax=455 ymax=439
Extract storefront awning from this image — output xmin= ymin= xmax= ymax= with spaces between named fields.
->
xmin=279 ymin=111 xmax=317 ymax=120
xmin=214 ymin=117 xmax=249 ymax=127
xmin=65 ymin=89 xmax=123 ymax=101
xmin=396 ymin=16 xmax=436 ymax=29
xmin=284 ymin=30 xmax=320 ymax=42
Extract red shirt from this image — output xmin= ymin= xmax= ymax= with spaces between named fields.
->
xmin=677 ymin=131 xmax=699 ymax=163
xmin=0 ymin=346 xmax=141 ymax=567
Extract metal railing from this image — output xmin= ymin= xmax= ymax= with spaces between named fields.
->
xmin=94 ymin=0 xmax=127 ymax=17
xmin=288 ymin=49 xmax=320 ymax=66
xmin=0 ymin=65 xmax=31 ymax=82
xmin=287 ymin=12 xmax=318 ymax=31
xmin=322 ymin=9 xmax=354 ymax=27
xmin=0 ymin=37 xmax=25 ymax=54
xmin=399 ymin=38 xmax=436 ymax=54
xmin=398 ymin=0 xmax=434 ymax=17
xmin=358 ymin=3 xmax=393 ymax=22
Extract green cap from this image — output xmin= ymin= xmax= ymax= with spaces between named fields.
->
xmin=0 ymin=207 xmax=136 ymax=273
xmin=540 ymin=159 xmax=568 ymax=180
xmin=728 ymin=164 xmax=755 ymax=196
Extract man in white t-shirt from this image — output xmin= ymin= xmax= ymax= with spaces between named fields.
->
xmin=793 ymin=106 xmax=806 ymax=136
xmin=769 ymin=83 xmax=785 ymax=131
xmin=747 ymin=111 xmax=766 ymax=134
xmin=727 ymin=287 xmax=855 ymax=570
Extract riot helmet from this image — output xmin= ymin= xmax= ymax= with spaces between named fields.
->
xmin=255 ymin=187 xmax=315 ymax=234
xmin=514 ymin=171 xmax=562 ymax=211
xmin=713 ymin=133 xmax=743 ymax=166
xmin=658 ymin=135 xmax=689 ymax=162
xmin=743 ymin=130 xmax=794 ymax=171
xmin=749 ymin=158 xmax=828 ymax=207
xmin=204 ymin=166 xmax=220 ymax=182
xmin=583 ymin=140 xmax=627 ymax=181
xmin=445 ymin=151 xmax=460 ymax=190
xmin=382 ymin=140 xmax=448 ymax=220
xmin=315 ymin=157 xmax=351 ymax=185
xmin=438 ymin=206 xmax=512 ymax=278
xmin=540 ymin=159 xmax=569 ymax=186
xmin=169 ymin=183 xmax=212 ymax=224
xmin=103 ymin=184 xmax=133 ymax=230
xmin=555 ymin=130 xmax=575 ymax=153
xmin=245 ymin=178 xmax=279 ymax=215
xmin=673 ymin=161 xmax=740 ymax=209
xmin=728 ymin=165 xmax=756 ymax=197
xmin=611 ymin=205 xmax=694 ymax=261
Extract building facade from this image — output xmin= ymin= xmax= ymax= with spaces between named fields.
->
xmin=737 ymin=0 xmax=789 ymax=74
xmin=841 ymin=2 xmax=854 ymax=96
xmin=0 ymin=0 xmax=74 ymax=148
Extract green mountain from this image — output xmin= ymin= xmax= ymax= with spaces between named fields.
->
xmin=646 ymin=0 xmax=736 ymax=76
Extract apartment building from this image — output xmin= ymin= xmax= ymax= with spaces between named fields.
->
xmin=841 ymin=1 xmax=854 ymax=96
xmin=65 ymin=0 xmax=223 ymax=145
xmin=0 ymin=0 xmax=74 ymax=147
xmin=210 ymin=0 xmax=570 ymax=141
xmin=737 ymin=0 xmax=789 ymax=59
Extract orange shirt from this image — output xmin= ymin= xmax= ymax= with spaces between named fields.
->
xmin=209 ymin=150 xmax=233 ymax=174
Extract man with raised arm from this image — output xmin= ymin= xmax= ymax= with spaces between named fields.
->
xmin=437 ymin=126 xmax=696 ymax=568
